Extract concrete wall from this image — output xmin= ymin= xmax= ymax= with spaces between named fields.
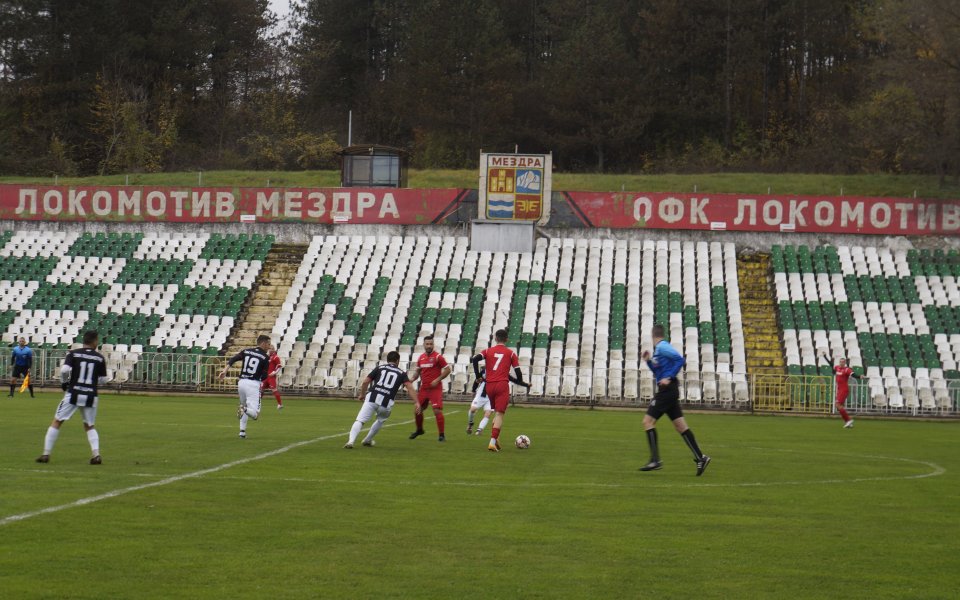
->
xmin=3 ymin=219 xmax=956 ymax=252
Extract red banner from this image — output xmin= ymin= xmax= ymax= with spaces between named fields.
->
xmin=1 ymin=184 xmax=956 ymax=234
xmin=562 ymin=191 xmax=960 ymax=235
xmin=0 ymin=185 xmax=468 ymax=224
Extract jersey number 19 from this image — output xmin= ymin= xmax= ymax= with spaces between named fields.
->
xmin=243 ymin=356 xmax=260 ymax=376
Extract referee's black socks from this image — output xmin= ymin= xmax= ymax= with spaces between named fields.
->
xmin=645 ymin=428 xmax=660 ymax=462
xmin=681 ymin=429 xmax=703 ymax=460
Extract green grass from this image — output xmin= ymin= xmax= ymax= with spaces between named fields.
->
xmin=1 ymin=393 xmax=958 ymax=599
xmin=0 ymin=170 xmax=955 ymax=198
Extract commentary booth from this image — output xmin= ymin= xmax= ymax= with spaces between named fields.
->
xmin=340 ymin=145 xmax=409 ymax=188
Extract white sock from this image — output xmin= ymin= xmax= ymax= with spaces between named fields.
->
xmin=86 ymin=429 xmax=99 ymax=456
xmin=43 ymin=426 xmax=60 ymax=454
xmin=240 ymin=414 xmax=248 ymax=431
xmin=468 ymin=411 xmax=475 ymax=426
xmin=478 ymin=416 xmax=490 ymax=431
xmin=246 ymin=408 xmax=259 ymax=420
xmin=363 ymin=419 xmax=384 ymax=443
xmin=348 ymin=421 xmax=363 ymax=444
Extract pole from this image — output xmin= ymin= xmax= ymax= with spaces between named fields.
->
xmin=348 ymin=110 xmax=353 ymax=146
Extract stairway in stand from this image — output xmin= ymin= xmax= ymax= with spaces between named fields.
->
xmin=737 ymin=252 xmax=786 ymax=376
xmin=223 ymin=243 xmax=308 ymax=356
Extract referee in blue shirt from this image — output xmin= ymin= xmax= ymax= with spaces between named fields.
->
xmin=10 ymin=336 xmax=34 ymax=397
xmin=640 ymin=324 xmax=710 ymax=475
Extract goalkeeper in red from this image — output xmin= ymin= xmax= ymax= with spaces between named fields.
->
xmin=471 ymin=329 xmax=529 ymax=453
xmin=825 ymin=352 xmax=860 ymax=428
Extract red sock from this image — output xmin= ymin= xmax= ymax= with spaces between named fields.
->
xmin=415 ymin=409 xmax=424 ymax=430
xmin=435 ymin=411 xmax=445 ymax=434
xmin=838 ymin=406 xmax=850 ymax=422
xmin=273 ymin=391 xmax=282 ymax=406
xmin=491 ymin=427 xmax=500 ymax=440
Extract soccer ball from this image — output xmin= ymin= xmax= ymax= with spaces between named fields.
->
xmin=515 ymin=434 xmax=531 ymax=449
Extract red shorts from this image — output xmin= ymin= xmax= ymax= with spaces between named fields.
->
xmin=836 ymin=387 xmax=849 ymax=404
xmin=418 ymin=386 xmax=443 ymax=409
xmin=485 ymin=380 xmax=511 ymax=413
xmin=263 ymin=377 xmax=277 ymax=390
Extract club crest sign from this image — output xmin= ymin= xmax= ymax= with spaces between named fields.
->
xmin=478 ymin=152 xmax=551 ymax=225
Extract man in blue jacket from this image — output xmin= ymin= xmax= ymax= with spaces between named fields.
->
xmin=640 ymin=324 xmax=710 ymax=476
xmin=10 ymin=337 xmax=34 ymax=398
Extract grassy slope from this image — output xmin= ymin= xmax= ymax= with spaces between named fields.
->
xmin=1 ymin=393 xmax=957 ymax=599
xmin=0 ymin=170 xmax=955 ymax=198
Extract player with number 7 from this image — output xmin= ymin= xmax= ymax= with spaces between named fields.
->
xmin=471 ymin=329 xmax=530 ymax=453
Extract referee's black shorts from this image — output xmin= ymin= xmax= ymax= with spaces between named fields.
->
xmin=12 ymin=365 xmax=29 ymax=378
xmin=646 ymin=378 xmax=683 ymax=421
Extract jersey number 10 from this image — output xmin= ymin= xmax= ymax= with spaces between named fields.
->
xmin=377 ymin=370 xmax=398 ymax=388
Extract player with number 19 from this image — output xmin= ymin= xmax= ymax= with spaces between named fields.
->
xmin=219 ymin=334 xmax=271 ymax=438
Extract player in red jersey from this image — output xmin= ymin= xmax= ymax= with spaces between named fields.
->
xmin=824 ymin=352 xmax=860 ymax=428
xmin=261 ymin=346 xmax=283 ymax=410
xmin=471 ymin=329 xmax=529 ymax=452
xmin=408 ymin=334 xmax=452 ymax=441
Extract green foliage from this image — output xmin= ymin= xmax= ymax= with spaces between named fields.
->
xmin=0 ymin=0 xmax=959 ymax=178
xmin=238 ymin=90 xmax=341 ymax=170
xmin=45 ymin=134 xmax=78 ymax=176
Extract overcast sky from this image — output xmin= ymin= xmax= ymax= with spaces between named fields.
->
xmin=270 ymin=0 xmax=293 ymax=23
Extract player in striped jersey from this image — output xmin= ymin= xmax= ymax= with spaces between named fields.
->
xmin=36 ymin=330 xmax=110 ymax=465
xmin=219 ymin=334 xmax=271 ymax=439
xmin=467 ymin=368 xmax=492 ymax=435
xmin=344 ymin=351 xmax=417 ymax=448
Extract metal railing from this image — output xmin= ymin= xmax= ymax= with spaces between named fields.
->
xmin=6 ymin=351 xmax=959 ymax=417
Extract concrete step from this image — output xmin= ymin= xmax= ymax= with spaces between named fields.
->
xmin=221 ymin=243 xmax=309 ymax=355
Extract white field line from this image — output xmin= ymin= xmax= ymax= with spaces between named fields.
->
xmin=197 ymin=453 xmax=944 ymax=490
xmin=1 ymin=411 xmax=454 ymax=527
xmin=1 ymin=432 xmax=945 ymax=524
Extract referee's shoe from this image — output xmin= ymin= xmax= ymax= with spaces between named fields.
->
xmin=696 ymin=455 xmax=712 ymax=476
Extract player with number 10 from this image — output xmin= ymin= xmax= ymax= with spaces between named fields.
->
xmin=344 ymin=351 xmax=418 ymax=448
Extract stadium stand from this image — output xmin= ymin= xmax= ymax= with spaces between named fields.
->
xmin=0 ymin=226 xmax=956 ymax=414
xmin=773 ymin=244 xmax=959 ymax=411
xmin=269 ymin=235 xmax=748 ymax=405
xmin=0 ymin=231 xmax=273 ymax=382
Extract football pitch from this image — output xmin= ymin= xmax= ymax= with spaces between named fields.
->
xmin=1 ymin=393 xmax=957 ymax=599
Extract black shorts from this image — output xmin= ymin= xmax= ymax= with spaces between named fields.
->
xmin=12 ymin=365 xmax=29 ymax=379
xmin=646 ymin=379 xmax=683 ymax=421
